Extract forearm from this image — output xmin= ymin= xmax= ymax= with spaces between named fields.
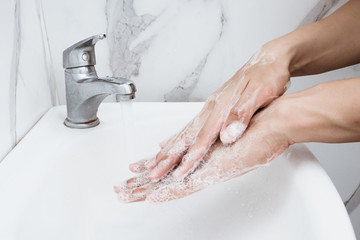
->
xmin=279 ymin=78 xmax=360 ymax=144
xmin=265 ymin=0 xmax=360 ymax=77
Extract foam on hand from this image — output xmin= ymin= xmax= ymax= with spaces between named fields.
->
xmin=220 ymin=121 xmax=247 ymax=145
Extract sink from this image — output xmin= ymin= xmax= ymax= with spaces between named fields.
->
xmin=0 ymin=103 xmax=355 ymax=240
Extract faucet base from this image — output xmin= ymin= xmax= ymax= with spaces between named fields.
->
xmin=64 ymin=118 xmax=100 ymax=129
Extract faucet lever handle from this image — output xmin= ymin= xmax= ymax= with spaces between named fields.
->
xmin=63 ymin=34 xmax=106 ymax=69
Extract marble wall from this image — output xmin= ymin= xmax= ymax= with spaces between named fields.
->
xmin=0 ymin=0 xmax=359 ymax=236
xmin=0 ymin=0 xmax=55 ymax=160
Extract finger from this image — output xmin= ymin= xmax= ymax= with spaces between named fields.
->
xmin=159 ymin=135 xmax=175 ymax=149
xmin=147 ymin=156 xmax=179 ymax=181
xmin=220 ymin=84 xmax=265 ymax=145
xmin=145 ymin=122 xmax=195 ymax=170
xmin=115 ymin=186 xmax=148 ymax=203
xmin=145 ymin=162 xmax=214 ymax=203
xmin=172 ymin=109 xmax=226 ymax=179
xmin=145 ymin=181 xmax=199 ymax=203
xmin=146 ymin=132 xmax=192 ymax=178
xmin=146 ymin=76 xmax=244 ymax=179
xmin=129 ymin=158 xmax=152 ymax=173
xmin=171 ymin=144 xmax=207 ymax=180
xmin=147 ymin=143 xmax=230 ymax=203
xmin=146 ymin=103 xmax=214 ymax=176
xmin=125 ymin=172 xmax=151 ymax=189
xmin=145 ymin=153 xmax=163 ymax=170
xmin=159 ymin=139 xmax=170 ymax=149
xmin=170 ymin=78 xmax=249 ymax=180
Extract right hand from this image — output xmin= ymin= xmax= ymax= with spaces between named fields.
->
xmin=118 ymin=96 xmax=292 ymax=203
xmin=130 ymin=43 xmax=293 ymax=181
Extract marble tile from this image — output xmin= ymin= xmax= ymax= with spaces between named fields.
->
xmin=107 ymin=0 xmax=324 ymax=101
xmin=15 ymin=0 xmax=54 ymax=141
xmin=0 ymin=1 xmax=16 ymax=160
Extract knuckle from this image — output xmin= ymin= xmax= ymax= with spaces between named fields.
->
xmin=195 ymin=130 xmax=214 ymax=148
xmin=229 ymin=107 xmax=241 ymax=118
xmin=262 ymin=85 xmax=275 ymax=97
xmin=194 ymin=131 xmax=207 ymax=144
xmin=205 ymin=95 xmax=217 ymax=108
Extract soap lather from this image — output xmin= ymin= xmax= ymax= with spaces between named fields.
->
xmin=63 ymin=34 xmax=136 ymax=129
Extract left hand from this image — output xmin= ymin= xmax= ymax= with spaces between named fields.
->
xmin=116 ymin=77 xmax=360 ymax=203
xmin=129 ymin=43 xmax=292 ymax=182
xmin=115 ymin=98 xmax=291 ymax=203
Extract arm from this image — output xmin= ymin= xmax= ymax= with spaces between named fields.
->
xmin=271 ymin=0 xmax=360 ymax=76
xmin=116 ymin=78 xmax=360 ymax=203
xmin=130 ymin=0 xmax=360 ymax=181
xmin=280 ymin=78 xmax=360 ymax=143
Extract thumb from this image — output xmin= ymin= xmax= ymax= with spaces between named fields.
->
xmin=220 ymin=92 xmax=258 ymax=144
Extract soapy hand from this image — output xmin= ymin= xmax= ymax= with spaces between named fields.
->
xmin=121 ymin=0 xmax=360 ymax=201
xmin=130 ymin=45 xmax=291 ymax=181
xmin=116 ymin=99 xmax=291 ymax=202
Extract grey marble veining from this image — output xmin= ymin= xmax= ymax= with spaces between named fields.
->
xmin=9 ymin=0 xmax=21 ymax=147
xmin=164 ymin=9 xmax=226 ymax=102
xmin=105 ymin=0 xmax=344 ymax=102
xmin=36 ymin=0 xmax=58 ymax=106
xmin=7 ymin=0 xmax=57 ymax=149
xmin=298 ymin=0 xmax=341 ymax=26
xmin=346 ymin=182 xmax=360 ymax=214
xmin=106 ymin=0 xmax=155 ymax=80
xmin=164 ymin=55 xmax=208 ymax=102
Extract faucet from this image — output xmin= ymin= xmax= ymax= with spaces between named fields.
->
xmin=63 ymin=34 xmax=136 ymax=129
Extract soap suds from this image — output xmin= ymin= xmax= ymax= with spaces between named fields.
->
xmin=129 ymin=159 xmax=148 ymax=173
xmin=220 ymin=121 xmax=247 ymax=144
xmin=118 ymin=47 xmax=291 ymax=202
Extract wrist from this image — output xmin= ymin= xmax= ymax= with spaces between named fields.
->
xmin=265 ymin=96 xmax=301 ymax=146
xmin=261 ymin=36 xmax=298 ymax=75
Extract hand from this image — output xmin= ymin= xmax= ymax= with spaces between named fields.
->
xmin=118 ymin=77 xmax=360 ymax=202
xmin=116 ymin=98 xmax=291 ymax=203
xmin=131 ymin=44 xmax=292 ymax=181
xmin=132 ymin=0 xmax=360 ymax=181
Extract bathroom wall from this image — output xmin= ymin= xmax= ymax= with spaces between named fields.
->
xmin=0 ymin=1 xmax=15 ymax=160
xmin=0 ymin=0 xmax=359 ymax=236
xmin=0 ymin=0 xmax=55 ymax=160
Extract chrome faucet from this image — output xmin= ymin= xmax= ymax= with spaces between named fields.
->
xmin=63 ymin=34 xmax=136 ymax=129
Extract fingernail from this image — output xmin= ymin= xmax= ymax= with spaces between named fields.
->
xmin=113 ymin=185 xmax=121 ymax=194
xmin=220 ymin=121 xmax=246 ymax=144
xmin=129 ymin=163 xmax=141 ymax=172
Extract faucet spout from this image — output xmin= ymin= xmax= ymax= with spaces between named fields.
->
xmin=96 ymin=77 xmax=136 ymax=97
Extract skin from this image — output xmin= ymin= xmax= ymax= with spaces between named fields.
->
xmin=115 ymin=0 xmax=360 ymax=202
xmin=116 ymin=78 xmax=360 ymax=203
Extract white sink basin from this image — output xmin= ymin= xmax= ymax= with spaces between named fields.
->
xmin=0 ymin=103 xmax=355 ymax=240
